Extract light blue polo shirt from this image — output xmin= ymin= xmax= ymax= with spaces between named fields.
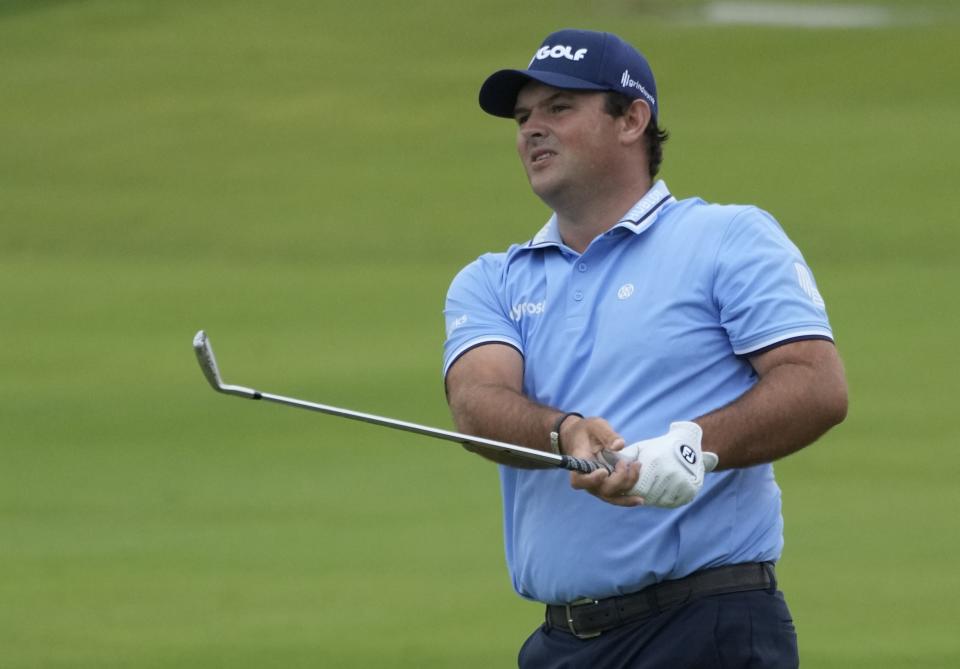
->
xmin=442 ymin=181 xmax=834 ymax=605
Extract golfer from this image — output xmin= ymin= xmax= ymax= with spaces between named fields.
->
xmin=442 ymin=29 xmax=848 ymax=668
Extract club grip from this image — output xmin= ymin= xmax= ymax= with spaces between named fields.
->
xmin=560 ymin=455 xmax=614 ymax=475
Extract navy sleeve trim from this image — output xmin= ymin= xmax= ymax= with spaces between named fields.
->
xmin=740 ymin=334 xmax=835 ymax=358
xmin=445 ymin=340 xmax=524 ymax=378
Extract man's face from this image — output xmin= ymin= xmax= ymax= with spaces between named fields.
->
xmin=513 ymin=82 xmax=622 ymax=205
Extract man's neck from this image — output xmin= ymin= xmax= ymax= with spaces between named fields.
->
xmin=552 ymin=178 xmax=653 ymax=253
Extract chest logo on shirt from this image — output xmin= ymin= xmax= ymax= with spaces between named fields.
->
xmin=617 ymin=283 xmax=635 ymax=300
xmin=510 ymin=301 xmax=546 ymax=322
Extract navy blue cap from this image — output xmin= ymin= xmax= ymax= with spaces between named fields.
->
xmin=479 ymin=29 xmax=659 ymax=120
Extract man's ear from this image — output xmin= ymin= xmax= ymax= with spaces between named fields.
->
xmin=619 ymin=99 xmax=651 ymax=147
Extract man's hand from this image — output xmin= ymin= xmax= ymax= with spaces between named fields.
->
xmin=609 ymin=422 xmax=718 ymax=508
xmin=563 ymin=417 xmax=644 ymax=507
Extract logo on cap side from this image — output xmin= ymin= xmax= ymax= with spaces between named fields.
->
xmin=620 ymin=69 xmax=656 ymax=106
xmin=530 ymin=44 xmax=589 ymax=65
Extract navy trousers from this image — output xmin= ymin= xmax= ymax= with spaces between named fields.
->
xmin=518 ymin=590 xmax=799 ymax=669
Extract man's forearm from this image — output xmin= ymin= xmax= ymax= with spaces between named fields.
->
xmin=448 ymin=382 xmax=562 ymax=467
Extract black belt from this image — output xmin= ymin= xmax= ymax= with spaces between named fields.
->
xmin=546 ymin=562 xmax=776 ymax=639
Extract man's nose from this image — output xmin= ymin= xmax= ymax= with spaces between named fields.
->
xmin=520 ymin=116 xmax=548 ymax=141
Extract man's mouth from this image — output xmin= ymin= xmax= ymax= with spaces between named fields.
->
xmin=531 ymin=150 xmax=556 ymax=165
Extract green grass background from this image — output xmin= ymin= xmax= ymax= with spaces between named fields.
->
xmin=2 ymin=0 xmax=958 ymax=666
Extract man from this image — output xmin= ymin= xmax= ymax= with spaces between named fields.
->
xmin=442 ymin=29 xmax=847 ymax=668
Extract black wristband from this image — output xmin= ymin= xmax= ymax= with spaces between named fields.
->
xmin=549 ymin=412 xmax=583 ymax=455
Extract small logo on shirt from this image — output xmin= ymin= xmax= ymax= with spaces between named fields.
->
xmin=617 ymin=283 xmax=635 ymax=300
xmin=510 ymin=301 xmax=546 ymax=322
xmin=447 ymin=314 xmax=468 ymax=334
xmin=794 ymin=263 xmax=826 ymax=309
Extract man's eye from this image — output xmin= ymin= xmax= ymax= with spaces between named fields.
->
xmin=551 ymin=104 xmax=569 ymax=113
xmin=516 ymin=115 xmax=529 ymax=126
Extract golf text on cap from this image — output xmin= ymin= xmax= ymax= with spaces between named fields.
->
xmin=530 ymin=44 xmax=589 ymax=66
xmin=620 ymin=70 xmax=656 ymax=106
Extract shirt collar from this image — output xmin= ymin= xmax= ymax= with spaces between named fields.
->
xmin=613 ymin=180 xmax=676 ymax=235
xmin=525 ymin=180 xmax=675 ymax=249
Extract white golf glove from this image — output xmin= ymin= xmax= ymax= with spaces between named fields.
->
xmin=607 ymin=422 xmax=718 ymax=508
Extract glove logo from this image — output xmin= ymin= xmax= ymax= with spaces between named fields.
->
xmin=680 ymin=444 xmax=697 ymax=465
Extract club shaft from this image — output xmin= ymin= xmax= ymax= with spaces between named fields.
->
xmin=193 ymin=330 xmax=612 ymax=474
xmin=257 ymin=389 xmax=563 ymax=463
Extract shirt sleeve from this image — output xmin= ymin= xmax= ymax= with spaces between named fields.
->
xmin=443 ymin=253 xmax=523 ymax=378
xmin=714 ymin=207 xmax=834 ymax=355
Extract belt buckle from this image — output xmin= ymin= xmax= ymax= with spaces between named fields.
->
xmin=565 ymin=597 xmax=602 ymax=639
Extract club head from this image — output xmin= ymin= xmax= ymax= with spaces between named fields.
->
xmin=193 ymin=330 xmax=259 ymax=398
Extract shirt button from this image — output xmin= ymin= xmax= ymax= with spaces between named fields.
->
xmin=578 ymin=263 xmax=587 ymax=272
xmin=573 ymin=290 xmax=583 ymax=301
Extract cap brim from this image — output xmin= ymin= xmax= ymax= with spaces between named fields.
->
xmin=478 ymin=69 xmax=609 ymax=118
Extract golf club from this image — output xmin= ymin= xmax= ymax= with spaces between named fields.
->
xmin=193 ymin=330 xmax=613 ymax=474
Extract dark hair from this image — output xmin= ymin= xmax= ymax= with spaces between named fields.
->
xmin=603 ymin=91 xmax=669 ymax=178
